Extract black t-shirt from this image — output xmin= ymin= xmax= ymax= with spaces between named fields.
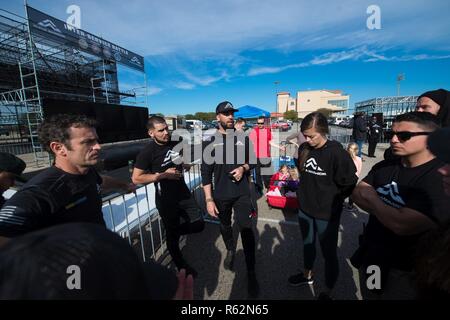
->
xmin=360 ymin=158 xmax=450 ymax=271
xmin=201 ymin=131 xmax=257 ymax=200
xmin=0 ymin=166 xmax=104 ymax=238
xmin=134 ymin=140 xmax=191 ymax=201
xmin=296 ymin=140 xmax=357 ymax=220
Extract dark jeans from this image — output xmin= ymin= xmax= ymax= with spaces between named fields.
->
xmin=215 ymin=195 xmax=256 ymax=272
xmin=156 ymin=195 xmax=205 ymax=269
xmin=255 ymin=158 xmax=272 ymax=190
xmin=368 ymin=139 xmax=378 ymax=157
xmin=298 ymin=209 xmax=341 ymax=290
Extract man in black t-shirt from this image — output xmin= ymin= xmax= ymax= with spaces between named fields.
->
xmin=367 ymin=116 xmax=381 ymax=158
xmin=351 ymin=112 xmax=450 ymax=299
xmin=0 ymin=114 xmax=135 ymax=247
xmin=132 ymin=116 xmax=204 ymax=278
xmin=201 ymin=101 xmax=259 ymax=298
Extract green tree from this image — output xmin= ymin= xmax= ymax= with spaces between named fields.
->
xmin=185 ymin=114 xmax=195 ymax=120
xmin=316 ymin=108 xmax=334 ymax=118
xmin=194 ymin=112 xmax=216 ymax=121
xmin=283 ymin=110 xmax=298 ymax=122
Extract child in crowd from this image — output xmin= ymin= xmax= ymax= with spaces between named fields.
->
xmin=270 ymin=165 xmax=291 ymax=188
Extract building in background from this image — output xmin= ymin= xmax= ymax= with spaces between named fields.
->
xmin=277 ymin=90 xmax=349 ymax=119
xmin=354 ymin=95 xmax=418 ymax=129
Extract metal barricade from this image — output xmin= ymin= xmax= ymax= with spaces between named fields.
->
xmin=101 ymin=163 xmax=204 ymax=263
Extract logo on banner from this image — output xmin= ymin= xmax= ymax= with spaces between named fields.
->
xmin=131 ymin=56 xmax=142 ymax=66
xmin=376 ymin=182 xmax=405 ymax=208
xmin=114 ymin=52 xmax=122 ymax=62
xmin=37 ymin=19 xmax=62 ymax=33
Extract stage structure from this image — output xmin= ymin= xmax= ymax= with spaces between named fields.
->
xmin=0 ymin=5 xmax=148 ymax=166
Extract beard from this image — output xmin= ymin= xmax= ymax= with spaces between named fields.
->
xmin=154 ymin=135 xmax=170 ymax=144
xmin=220 ymin=120 xmax=234 ymax=130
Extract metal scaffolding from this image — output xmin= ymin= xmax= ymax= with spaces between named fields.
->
xmin=0 ymin=7 xmax=145 ymax=166
xmin=354 ymin=95 xmax=418 ymax=128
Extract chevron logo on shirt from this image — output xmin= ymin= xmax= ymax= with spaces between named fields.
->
xmin=376 ymin=181 xmax=406 ymax=208
xmin=304 ymin=158 xmax=326 ymax=176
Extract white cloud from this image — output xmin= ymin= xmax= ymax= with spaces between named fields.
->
xmin=148 ymin=86 xmax=163 ymax=95
xmin=173 ymin=82 xmax=195 ymax=90
xmin=31 ymin=0 xmax=449 ymax=57
xmin=247 ymin=47 xmax=450 ymax=76
xmin=18 ymin=0 xmax=448 ymax=89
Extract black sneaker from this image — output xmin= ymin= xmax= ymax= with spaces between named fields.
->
xmin=317 ymin=292 xmax=333 ymax=300
xmin=247 ymin=271 xmax=260 ymax=298
xmin=224 ymin=250 xmax=235 ymax=270
xmin=288 ymin=273 xmax=314 ymax=286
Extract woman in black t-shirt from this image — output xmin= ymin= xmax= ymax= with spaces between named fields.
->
xmin=288 ymin=112 xmax=358 ymax=300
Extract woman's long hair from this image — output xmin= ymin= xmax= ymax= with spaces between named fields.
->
xmin=297 ymin=112 xmax=329 ymax=172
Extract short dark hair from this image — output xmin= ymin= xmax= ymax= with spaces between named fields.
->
xmin=394 ymin=111 xmax=440 ymax=131
xmin=258 ymin=116 xmax=266 ymax=121
xmin=236 ymin=118 xmax=246 ymax=124
xmin=147 ymin=116 xmax=166 ymax=130
xmin=38 ymin=114 xmax=97 ymax=153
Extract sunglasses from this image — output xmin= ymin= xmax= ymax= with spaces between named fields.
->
xmin=257 ymin=122 xmax=265 ymax=125
xmin=385 ymin=131 xmax=431 ymax=142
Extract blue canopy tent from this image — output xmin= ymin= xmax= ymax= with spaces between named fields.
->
xmin=234 ymin=105 xmax=271 ymax=119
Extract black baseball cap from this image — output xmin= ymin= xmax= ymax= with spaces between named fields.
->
xmin=0 ymin=223 xmax=178 ymax=300
xmin=428 ymin=127 xmax=450 ymax=163
xmin=216 ymin=101 xmax=238 ymax=114
xmin=0 ymin=152 xmax=26 ymax=182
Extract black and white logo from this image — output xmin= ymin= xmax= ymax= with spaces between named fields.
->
xmin=235 ymin=141 xmax=244 ymax=146
xmin=304 ymin=158 xmax=326 ymax=176
xmin=131 ymin=56 xmax=142 ymax=66
xmin=376 ymin=182 xmax=405 ymax=208
xmin=224 ymin=103 xmax=233 ymax=110
xmin=162 ymin=150 xmax=180 ymax=167
xmin=37 ymin=19 xmax=62 ymax=33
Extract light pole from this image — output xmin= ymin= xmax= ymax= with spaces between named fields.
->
xmin=274 ymin=81 xmax=280 ymax=114
xmin=397 ymin=73 xmax=405 ymax=96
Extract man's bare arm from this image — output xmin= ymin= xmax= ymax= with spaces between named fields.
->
xmin=352 ymin=181 xmax=437 ymax=235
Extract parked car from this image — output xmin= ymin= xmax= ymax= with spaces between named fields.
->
xmin=271 ymin=121 xmax=290 ymax=131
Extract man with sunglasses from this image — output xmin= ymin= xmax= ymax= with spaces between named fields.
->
xmin=249 ymin=116 xmax=285 ymax=193
xmin=350 ymin=111 xmax=450 ymax=299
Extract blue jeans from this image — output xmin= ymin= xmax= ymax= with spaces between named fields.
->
xmin=355 ymin=140 xmax=364 ymax=158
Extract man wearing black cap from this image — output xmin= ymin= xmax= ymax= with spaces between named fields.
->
xmin=0 ymin=152 xmax=26 ymax=208
xmin=201 ymin=101 xmax=260 ymax=298
xmin=0 ymin=114 xmax=135 ymax=246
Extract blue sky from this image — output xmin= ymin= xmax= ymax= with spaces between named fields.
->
xmin=2 ymin=0 xmax=450 ymax=115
